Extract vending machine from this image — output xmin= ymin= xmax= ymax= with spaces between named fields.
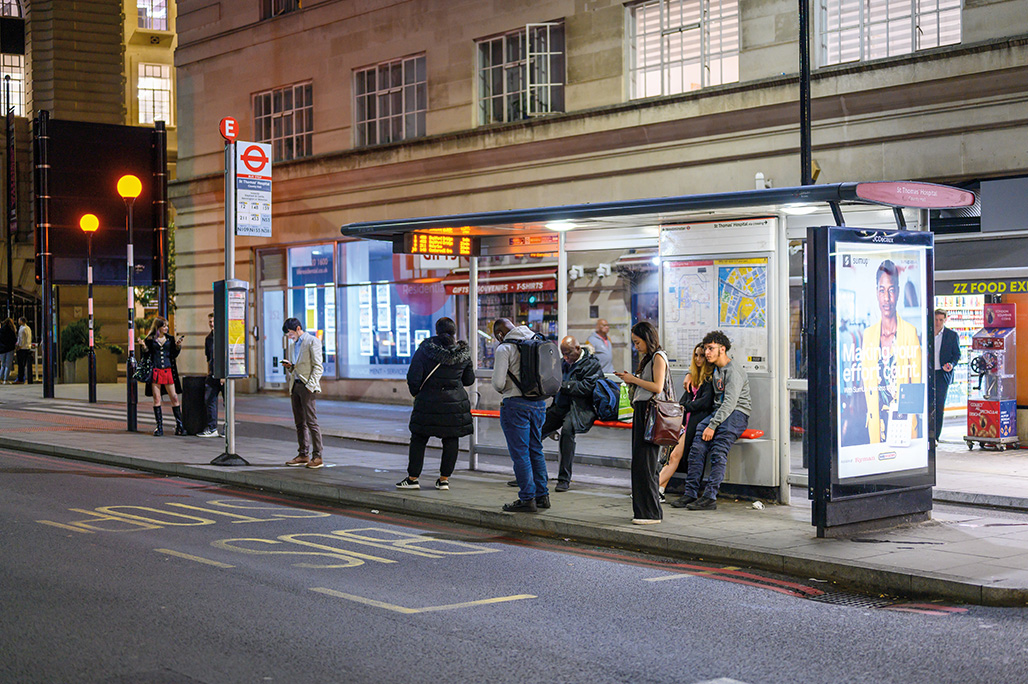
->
xmin=965 ymin=303 xmax=1019 ymax=451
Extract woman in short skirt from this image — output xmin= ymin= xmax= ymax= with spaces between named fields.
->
xmin=142 ymin=316 xmax=184 ymax=436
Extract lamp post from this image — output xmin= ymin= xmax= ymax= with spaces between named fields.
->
xmin=79 ymin=213 xmax=99 ymax=403
xmin=118 ymin=174 xmax=142 ymax=431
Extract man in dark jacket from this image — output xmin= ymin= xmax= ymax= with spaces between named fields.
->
xmin=199 ymin=313 xmax=224 ymax=438
xmin=933 ymin=309 xmax=961 ymax=444
xmin=542 ymin=335 xmax=604 ymax=492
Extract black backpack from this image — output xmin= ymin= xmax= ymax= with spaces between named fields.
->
xmin=506 ymin=334 xmax=562 ymax=400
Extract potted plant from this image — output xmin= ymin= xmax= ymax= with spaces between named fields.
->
xmin=60 ymin=319 xmax=124 ymax=383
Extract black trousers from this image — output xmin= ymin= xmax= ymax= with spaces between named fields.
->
xmin=15 ymin=349 xmax=32 ymax=383
xmin=934 ymin=369 xmax=951 ymax=442
xmin=407 ymin=433 xmax=459 ymax=479
xmin=630 ymin=400 xmax=661 ymax=520
xmin=542 ymin=406 xmax=578 ymax=485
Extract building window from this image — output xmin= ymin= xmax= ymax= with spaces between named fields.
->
xmin=354 ymin=54 xmax=427 ymax=147
xmin=0 ymin=54 xmax=24 ymax=116
xmin=819 ymin=0 xmax=961 ymax=66
xmin=628 ymin=0 xmax=739 ymax=99
xmin=1 ymin=0 xmax=22 ymax=17
xmin=477 ymin=22 xmax=565 ymax=125
xmin=253 ymin=82 xmax=313 ymax=162
xmin=137 ymin=0 xmax=168 ymax=30
xmin=261 ymin=0 xmax=300 ymax=20
xmin=138 ymin=63 xmax=172 ymax=125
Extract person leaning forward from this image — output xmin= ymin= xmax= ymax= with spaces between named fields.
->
xmin=282 ymin=317 xmax=324 ymax=469
xmin=492 ymin=318 xmax=549 ymax=513
xmin=543 ymin=335 xmax=604 ymax=492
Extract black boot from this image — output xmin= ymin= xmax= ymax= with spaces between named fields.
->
xmin=153 ymin=406 xmax=164 ymax=436
xmin=172 ymin=405 xmax=186 ymax=435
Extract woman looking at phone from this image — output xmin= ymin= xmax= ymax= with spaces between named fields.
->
xmin=142 ymin=316 xmax=185 ymax=436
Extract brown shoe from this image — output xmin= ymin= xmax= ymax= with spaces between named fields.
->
xmin=285 ymin=456 xmax=309 ymax=467
xmin=306 ymin=457 xmax=324 ymax=469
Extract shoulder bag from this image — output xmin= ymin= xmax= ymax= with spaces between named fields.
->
xmin=643 ymin=353 xmax=684 ymax=446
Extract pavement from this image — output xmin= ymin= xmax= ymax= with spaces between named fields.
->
xmin=2 ymin=381 xmax=1028 ymax=607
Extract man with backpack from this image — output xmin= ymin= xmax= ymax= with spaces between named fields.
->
xmin=492 ymin=318 xmax=556 ymax=512
xmin=542 ymin=335 xmax=604 ymax=492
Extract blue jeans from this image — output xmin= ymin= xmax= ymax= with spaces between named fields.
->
xmin=683 ymin=410 xmax=749 ymax=501
xmin=500 ymin=396 xmax=548 ymax=501
xmin=0 ymin=350 xmax=13 ymax=381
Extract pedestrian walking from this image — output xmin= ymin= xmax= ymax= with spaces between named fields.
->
xmin=281 ymin=317 xmax=324 ymax=469
xmin=396 ymin=317 xmax=475 ymax=491
xmin=13 ymin=317 xmax=32 ymax=384
xmin=614 ymin=321 xmax=667 ymax=525
xmin=0 ymin=317 xmax=16 ymax=383
xmin=142 ymin=317 xmax=185 ymax=436
xmin=199 ymin=312 xmax=224 ymax=438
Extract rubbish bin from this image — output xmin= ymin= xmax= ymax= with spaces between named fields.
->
xmin=181 ymin=375 xmax=208 ymax=435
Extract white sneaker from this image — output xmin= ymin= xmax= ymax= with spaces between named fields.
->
xmin=197 ymin=429 xmax=219 ymax=438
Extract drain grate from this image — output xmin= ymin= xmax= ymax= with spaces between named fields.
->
xmin=807 ymin=592 xmax=895 ymax=609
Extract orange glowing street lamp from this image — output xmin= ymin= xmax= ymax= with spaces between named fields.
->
xmin=118 ymin=174 xmax=142 ymax=430
xmin=79 ymin=213 xmax=99 ymax=403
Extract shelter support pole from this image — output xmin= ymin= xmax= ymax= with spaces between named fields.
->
xmin=777 ymin=219 xmax=791 ymax=505
xmin=557 ymin=231 xmax=567 ymax=341
xmin=468 ymin=255 xmax=478 ymax=471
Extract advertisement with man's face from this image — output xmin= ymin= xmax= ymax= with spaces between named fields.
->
xmin=834 ymin=240 xmax=928 ymax=479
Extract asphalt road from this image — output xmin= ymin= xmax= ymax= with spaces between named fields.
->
xmin=2 ymin=447 xmax=1027 ymax=684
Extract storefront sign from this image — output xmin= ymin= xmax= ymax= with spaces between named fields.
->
xmin=938 ymin=278 xmax=1028 ymax=296
xmin=446 ymin=278 xmax=555 ymax=295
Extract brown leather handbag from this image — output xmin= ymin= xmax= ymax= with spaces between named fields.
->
xmin=643 ymin=354 xmax=684 ymax=446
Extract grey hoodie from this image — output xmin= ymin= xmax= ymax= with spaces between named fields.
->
xmin=491 ymin=325 xmax=539 ymax=400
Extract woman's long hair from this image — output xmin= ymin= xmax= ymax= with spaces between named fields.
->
xmin=632 ymin=321 xmax=661 ymax=375
xmin=147 ymin=316 xmax=168 ymax=338
xmin=689 ymin=343 xmax=714 ymax=387
xmin=1 ymin=317 xmax=14 ymax=334
xmin=435 ymin=317 xmax=457 ymax=346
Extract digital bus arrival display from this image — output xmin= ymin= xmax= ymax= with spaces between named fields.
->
xmin=403 ymin=232 xmax=480 ymax=257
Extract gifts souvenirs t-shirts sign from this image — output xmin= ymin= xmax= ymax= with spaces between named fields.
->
xmin=834 ymin=237 xmax=929 ymax=479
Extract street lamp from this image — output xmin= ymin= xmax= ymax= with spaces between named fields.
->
xmin=118 ymin=174 xmax=142 ymax=431
xmin=79 ymin=213 xmax=99 ymax=404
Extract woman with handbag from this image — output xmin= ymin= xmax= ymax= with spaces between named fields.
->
xmin=396 ymin=317 xmax=475 ymax=491
xmin=659 ymin=343 xmax=714 ymax=502
xmin=615 ymin=321 xmax=669 ymax=525
xmin=142 ymin=316 xmax=185 ymax=436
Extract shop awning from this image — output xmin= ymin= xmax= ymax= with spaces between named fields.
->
xmin=442 ymin=266 xmax=556 ymax=295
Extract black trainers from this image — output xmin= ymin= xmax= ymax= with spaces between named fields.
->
xmin=435 ymin=478 xmax=449 ymax=490
xmin=535 ymin=495 xmax=550 ymax=509
xmin=506 ymin=479 xmax=519 ymax=487
xmin=396 ymin=477 xmax=420 ymax=490
xmin=554 ymin=481 xmax=570 ymax=493
xmin=502 ymin=498 xmax=538 ymax=513
xmin=669 ymin=495 xmax=697 ymax=509
xmin=686 ymin=496 xmax=717 ymax=510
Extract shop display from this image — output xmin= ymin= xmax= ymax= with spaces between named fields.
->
xmin=965 ymin=303 xmax=1019 ymax=451
xmin=934 ymin=294 xmax=984 ymax=411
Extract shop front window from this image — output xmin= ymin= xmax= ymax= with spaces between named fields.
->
xmin=338 ymin=241 xmax=456 ymax=378
xmin=287 ymin=244 xmax=336 ymax=377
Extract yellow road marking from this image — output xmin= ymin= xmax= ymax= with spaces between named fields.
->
xmin=644 ymin=566 xmax=740 ymax=582
xmin=155 ymin=548 xmax=235 ymax=568
xmin=310 ymin=587 xmax=535 ymax=614
xmin=36 ymin=520 xmax=94 ymax=534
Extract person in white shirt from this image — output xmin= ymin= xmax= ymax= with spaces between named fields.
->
xmin=587 ymin=319 xmax=614 ymax=373
xmin=13 ymin=317 xmax=32 ymax=385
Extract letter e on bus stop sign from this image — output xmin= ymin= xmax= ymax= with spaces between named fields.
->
xmin=220 ymin=117 xmax=238 ymax=142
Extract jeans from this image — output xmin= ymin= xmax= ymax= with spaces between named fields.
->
xmin=204 ymin=380 xmax=224 ymax=432
xmin=0 ymin=350 xmax=13 ymax=381
xmin=631 ymin=400 xmax=661 ymax=520
xmin=407 ymin=433 xmax=459 ymax=479
xmin=542 ymin=406 xmax=579 ymax=486
xmin=499 ymin=396 xmax=547 ymax=501
xmin=683 ymin=410 xmax=749 ymax=501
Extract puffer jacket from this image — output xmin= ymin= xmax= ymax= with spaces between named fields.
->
xmin=407 ymin=336 xmax=475 ymax=439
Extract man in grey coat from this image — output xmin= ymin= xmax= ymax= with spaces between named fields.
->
xmin=281 ymin=317 xmax=324 ymax=469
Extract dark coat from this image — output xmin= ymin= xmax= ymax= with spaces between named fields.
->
xmin=142 ymin=335 xmax=182 ymax=397
xmin=407 ymin=337 xmax=475 ymax=439
xmin=675 ymin=380 xmax=715 ymax=474
xmin=938 ymin=326 xmax=961 ymax=384
xmin=553 ymin=347 xmax=604 ymax=434
xmin=0 ymin=322 xmax=15 ymax=354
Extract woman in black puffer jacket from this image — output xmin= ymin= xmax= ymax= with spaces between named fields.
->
xmin=396 ymin=317 xmax=475 ymax=491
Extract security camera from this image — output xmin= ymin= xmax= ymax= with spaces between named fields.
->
xmin=595 ymin=263 xmax=612 ymax=278
xmin=569 ymin=265 xmax=585 ymax=280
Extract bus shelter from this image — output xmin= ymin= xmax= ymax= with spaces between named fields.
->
xmin=341 ymin=182 xmax=975 ymax=507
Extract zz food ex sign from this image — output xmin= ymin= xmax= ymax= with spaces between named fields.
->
xmin=235 ymin=141 xmax=272 ymax=237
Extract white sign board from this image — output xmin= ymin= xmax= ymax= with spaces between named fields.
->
xmin=235 ymin=141 xmax=272 ymax=237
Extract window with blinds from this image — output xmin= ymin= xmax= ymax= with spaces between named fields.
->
xmin=628 ymin=0 xmax=739 ymax=99
xmin=819 ymin=0 xmax=961 ymax=65
xmin=477 ymin=22 xmax=565 ymax=125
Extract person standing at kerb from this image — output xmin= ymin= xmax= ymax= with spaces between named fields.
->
xmin=282 ymin=318 xmax=324 ymax=469
xmin=199 ymin=313 xmax=224 ymax=438
xmin=933 ymin=309 xmax=961 ymax=444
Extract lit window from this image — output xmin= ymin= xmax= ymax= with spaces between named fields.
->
xmin=1 ymin=0 xmax=22 ymax=18
xmin=253 ymin=82 xmax=313 ymax=162
xmin=261 ymin=0 xmax=300 ymax=20
xmin=0 ymin=54 xmax=24 ymax=116
xmin=819 ymin=0 xmax=961 ymax=66
xmin=628 ymin=0 xmax=739 ymax=99
xmin=137 ymin=0 xmax=168 ymax=30
xmin=354 ymin=54 xmax=426 ymax=147
xmin=138 ymin=63 xmax=172 ymax=125
xmin=477 ymin=23 xmax=565 ymax=125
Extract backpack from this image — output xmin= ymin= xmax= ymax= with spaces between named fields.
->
xmin=592 ymin=377 xmax=620 ymax=421
xmin=506 ymin=334 xmax=561 ymax=400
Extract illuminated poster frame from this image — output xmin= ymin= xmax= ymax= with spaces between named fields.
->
xmin=807 ymin=227 xmax=936 ymax=536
